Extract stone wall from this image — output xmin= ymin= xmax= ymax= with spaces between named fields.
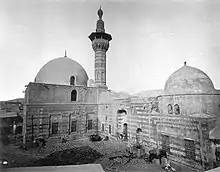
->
xmin=98 ymin=99 xmax=131 ymax=138
xmin=96 ymin=93 xmax=218 ymax=171
xmin=24 ymin=103 xmax=98 ymax=144
xmin=158 ymin=94 xmax=220 ymax=117
xmin=25 ymin=82 xmax=98 ymax=104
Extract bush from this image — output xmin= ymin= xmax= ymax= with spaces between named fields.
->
xmin=136 ymin=144 xmax=142 ymax=149
xmin=90 ymin=134 xmax=102 ymax=142
xmin=1 ymin=135 xmax=10 ymax=145
xmin=103 ymin=136 xmax=109 ymax=141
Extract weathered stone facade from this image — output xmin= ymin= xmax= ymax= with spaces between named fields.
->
xmin=98 ymin=64 xmax=220 ymax=171
xmin=159 ymin=94 xmax=220 ymax=116
xmin=21 ymin=8 xmax=220 ymax=172
xmin=25 ymin=83 xmax=98 ymax=104
xmin=23 ymin=8 xmax=111 ymax=146
xmin=23 ymin=82 xmax=102 ymax=145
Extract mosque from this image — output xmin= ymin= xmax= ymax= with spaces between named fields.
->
xmin=22 ymin=8 xmax=220 ymax=171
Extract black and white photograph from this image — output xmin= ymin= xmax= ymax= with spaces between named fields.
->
xmin=1 ymin=0 xmax=220 ymax=172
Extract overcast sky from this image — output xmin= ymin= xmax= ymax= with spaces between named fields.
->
xmin=1 ymin=0 xmax=220 ymax=101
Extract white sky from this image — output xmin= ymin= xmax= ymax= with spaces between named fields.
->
xmin=0 ymin=0 xmax=220 ymax=101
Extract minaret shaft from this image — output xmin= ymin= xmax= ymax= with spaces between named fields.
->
xmin=94 ymin=50 xmax=106 ymax=85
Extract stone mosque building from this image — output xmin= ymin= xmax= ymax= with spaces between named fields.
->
xmin=22 ymin=8 xmax=220 ymax=171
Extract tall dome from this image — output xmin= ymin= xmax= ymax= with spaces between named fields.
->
xmin=164 ymin=63 xmax=215 ymax=94
xmin=35 ymin=57 xmax=89 ymax=86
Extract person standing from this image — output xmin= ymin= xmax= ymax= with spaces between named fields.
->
xmin=210 ymin=140 xmax=217 ymax=169
xmin=215 ymin=141 xmax=220 ymax=167
xmin=13 ymin=121 xmax=16 ymax=135
xmin=211 ymin=141 xmax=216 ymax=168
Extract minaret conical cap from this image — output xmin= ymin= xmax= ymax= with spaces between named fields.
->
xmin=96 ymin=7 xmax=105 ymax=33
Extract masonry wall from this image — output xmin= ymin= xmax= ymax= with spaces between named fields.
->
xmin=24 ymin=103 xmax=98 ymax=144
xmin=158 ymin=94 xmax=220 ymax=117
xmin=96 ymin=94 xmax=216 ymax=171
xmin=98 ymin=98 xmax=131 ymax=139
xmin=126 ymin=108 xmax=213 ymax=171
xmin=25 ymin=82 xmax=98 ymax=104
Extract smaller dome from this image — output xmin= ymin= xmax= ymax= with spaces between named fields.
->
xmin=164 ymin=63 xmax=215 ymax=94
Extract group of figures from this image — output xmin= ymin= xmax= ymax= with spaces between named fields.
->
xmin=204 ymin=139 xmax=220 ymax=170
xmin=149 ymin=149 xmax=176 ymax=172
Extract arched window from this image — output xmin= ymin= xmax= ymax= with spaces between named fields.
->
xmin=71 ymin=90 xmax=77 ymax=101
xmin=136 ymin=128 xmax=142 ymax=133
xmin=117 ymin=109 xmax=127 ymax=114
xmin=174 ymin=104 xmax=180 ymax=115
xmin=168 ymin=104 xmax=173 ymax=114
xmin=70 ymin=76 xmax=75 ymax=85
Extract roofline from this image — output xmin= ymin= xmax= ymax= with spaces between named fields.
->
xmin=158 ymin=92 xmax=220 ymax=97
xmin=25 ymin=103 xmax=99 ymax=106
xmin=28 ymin=82 xmax=98 ymax=89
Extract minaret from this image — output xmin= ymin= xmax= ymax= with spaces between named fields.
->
xmin=89 ymin=7 xmax=112 ymax=89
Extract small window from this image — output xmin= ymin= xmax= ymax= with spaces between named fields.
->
xmin=88 ymin=120 xmax=92 ymax=130
xmin=102 ymin=72 xmax=105 ymax=80
xmin=71 ymin=90 xmax=77 ymax=101
xmin=168 ymin=104 xmax=173 ymax=114
xmin=174 ymin=104 xmax=180 ymax=115
xmin=109 ymin=125 xmax=111 ymax=134
xmin=102 ymin=123 xmax=105 ymax=132
xmin=70 ymin=76 xmax=75 ymax=85
xmin=71 ymin=120 xmax=77 ymax=132
xmin=52 ymin=122 xmax=59 ymax=135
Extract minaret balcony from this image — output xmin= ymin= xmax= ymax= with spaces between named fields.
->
xmin=89 ymin=32 xmax=112 ymax=42
xmin=92 ymin=40 xmax=109 ymax=52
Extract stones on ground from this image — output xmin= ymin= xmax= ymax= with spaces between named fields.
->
xmin=35 ymin=146 xmax=103 ymax=166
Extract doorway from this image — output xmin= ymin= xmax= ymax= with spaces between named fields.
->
xmin=136 ymin=128 xmax=142 ymax=144
xmin=161 ymin=134 xmax=170 ymax=153
xmin=123 ymin=123 xmax=128 ymax=141
xmin=184 ymin=139 xmax=196 ymax=161
xmin=52 ymin=122 xmax=58 ymax=135
xmin=50 ymin=116 xmax=59 ymax=136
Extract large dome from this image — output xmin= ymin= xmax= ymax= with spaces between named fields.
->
xmin=35 ymin=57 xmax=89 ymax=86
xmin=164 ymin=63 xmax=215 ymax=94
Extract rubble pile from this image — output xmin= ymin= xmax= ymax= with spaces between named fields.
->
xmin=35 ymin=146 xmax=103 ymax=166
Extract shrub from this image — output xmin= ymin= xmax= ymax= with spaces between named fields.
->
xmin=90 ymin=134 xmax=102 ymax=142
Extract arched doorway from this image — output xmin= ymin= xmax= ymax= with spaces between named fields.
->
xmin=136 ymin=128 xmax=142 ymax=145
xmin=15 ymin=126 xmax=22 ymax=134
xmin=116 ymin=109 xmax=127 ymax=134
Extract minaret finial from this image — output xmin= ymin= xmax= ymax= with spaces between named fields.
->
xmin=97 ymin=6 xmax=103 ymax=19
xmin=96 ymin=7 xmax=105 ymax=32
xmin=184 ymin=61 xmax=187 ymax=66
xmin=64 ymin=49 xmax=67 ymax=57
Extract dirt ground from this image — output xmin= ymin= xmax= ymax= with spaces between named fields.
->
xmin=0 ymin=138 xmax=195 ymax=172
